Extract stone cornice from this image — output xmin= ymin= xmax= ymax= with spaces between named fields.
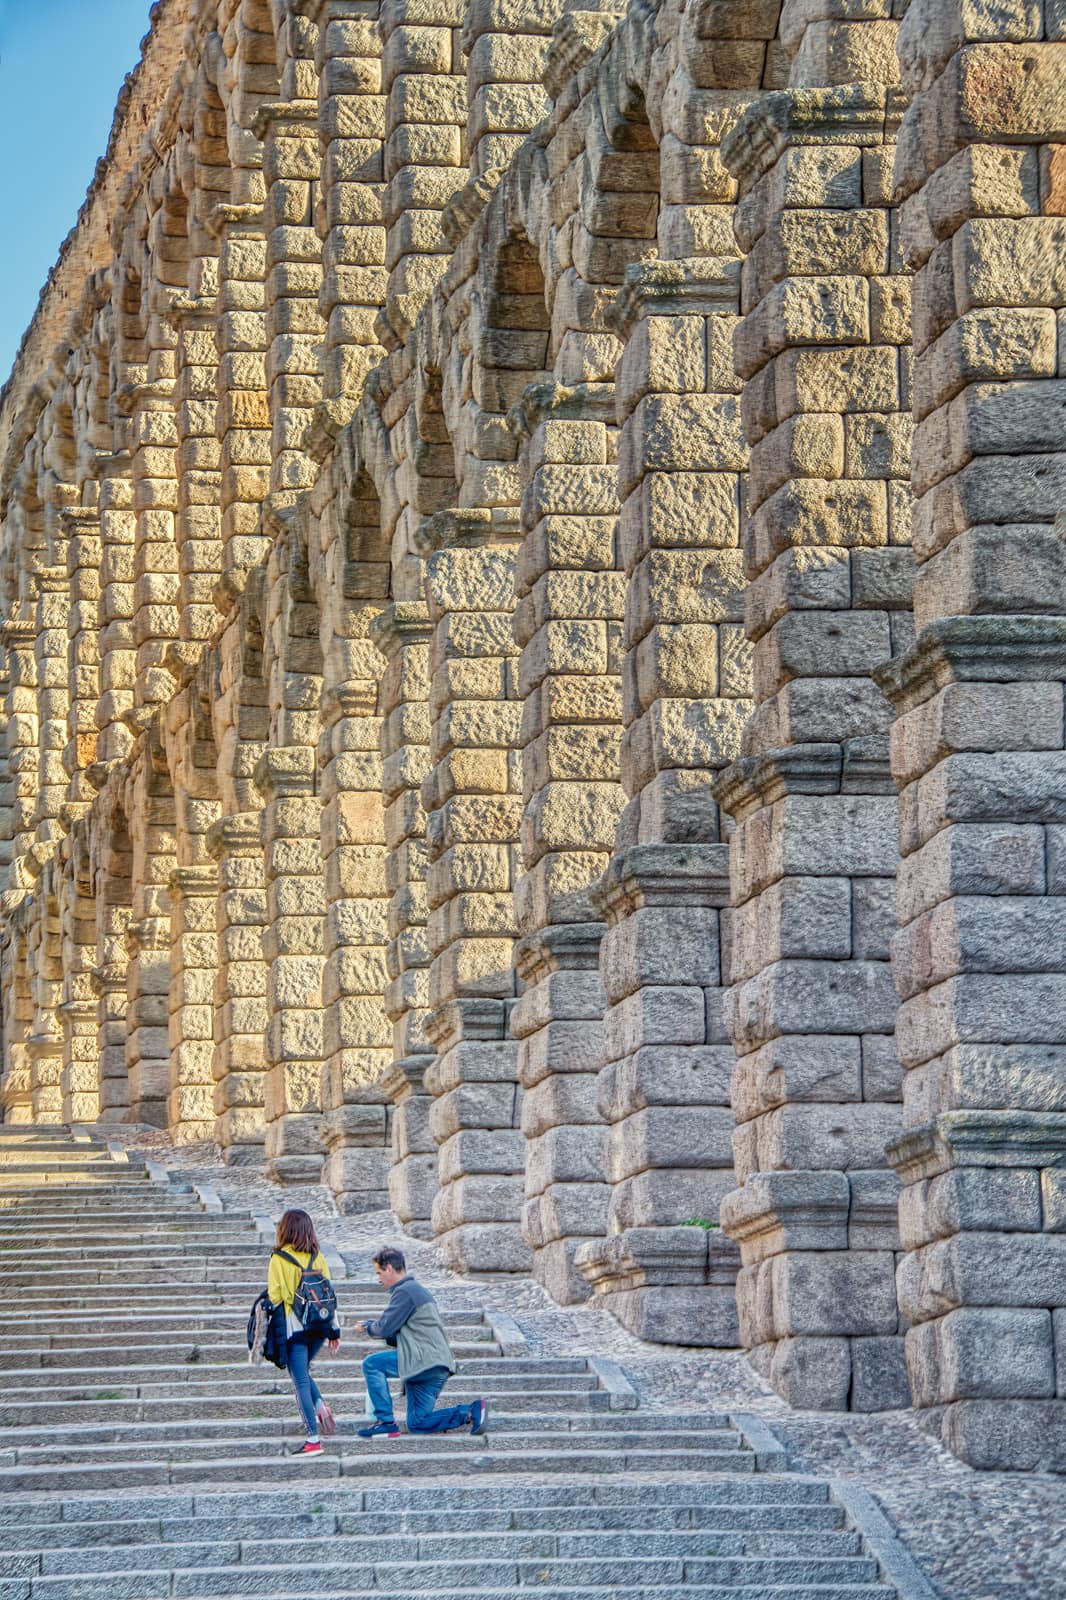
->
xmin=887 ymin=1110 xmax=1066 ymax=1183
xmin=514 ymin=922 xmax=604 ymax=982
xmin=875 ymin=617 xmax=1066 ymax=714
xmin=609 ymin=258 xmax=742 ymax=340
xmin=593 ymin=843 xmax=731 ymax=923
xmin=714 ymin=738 xmax=892 ymax=821
xmin=369 ymin=600 xmax=433 ymax=659
xmin=722 ymin=84 xmax=893 ymax=195
xmin=507 ymin=381 xmax=615 ymax=441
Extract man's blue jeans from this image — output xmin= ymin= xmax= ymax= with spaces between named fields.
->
xmin=362 ymin=1348 xmax=472 ymax=1432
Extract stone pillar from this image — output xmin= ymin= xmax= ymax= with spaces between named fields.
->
xmin=320 ymin=673 xmax=393 ymax=1214
xmin=35 ymin=564 xmax=72 ymax=854
xmin=421 ymin=512 xmax=531 ymax=1273
xmin=0 ymin=932 xmax=33 ymax=1123
xmin=26 ymin=874 xmax=64 ymax=1125
xmin=462 ymin=0 xmax=553 ymax=180
xmin=576 ymin=260 xmax=749 ymax=1341
xmin=1 ymin=621 xmax=40 ymax=876
xmin=58 ymin=826 xmax=99 ymax=1124
xmin=876 ymin=2 xmax=1066 ymax=1471
xmin=172 ymin=294 xmax=224 ymax=655
xmin=129 ymin=374 xmax=181 ymax=723
xmin=168 ymin=864 xmax=219 ymax=1142
xmin=507 ymin=383 xmax=624 ymax=1303
xmin=124 ymin=739 xmax=177 ymax=1129
xmin=714 ymin=66 xmax=911 ymax=1409
xmin=96 ymin=452 xmax=137 ymax=768
xmin=94 ymin=812 xmax=134 ymax=1123
xmin=380 ymin=0 xmax=466 ymax=343
xmin=314 ymin=0 xmax=387 ymax=402
xmin=256 ymin=89 xmax=326 ymax=503
xmin=213 ymin=204 xmax=272 ymax=594
xmin=372 ymin=601 xmax=437 ymax=1235
xmin=208 ymin=813 xmax=268 ymax=1163
xmin=61 ymin=508 xmax=102 ymax=802
xmin=258 ymin=746 xmax=327 ymax=1182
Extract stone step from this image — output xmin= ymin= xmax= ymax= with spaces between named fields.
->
xmin=0 ymin=1418 xmax=746 ymax=1458
xmin=1 ymin=1580 xmax=894 ymax=1600
xmin=0 ymin=1357 xmax=587 ymax=1385
xmin=0 ymin=1498 xmax=848 ymax=1549
xmin=0 ymin=1243 xmax=270 ymax=1262
xmin=6 ymin=1552 xmax=883 ymax=1599
xmin=0 ymin=1309 xmax=489 ymax=1336
xmin=0 ymin=1478 xmax=839 ymax=1526
xmin=9 ymin=1523 xmax=855 ymax=1567
xmin=8 ymin=1527 xmax=866 ymax=1577
xmin=0 ymin=1414 xmax=737 ymax=1449
xmin=0 ymin=1445 xmax=758 ymax=1492
xmin=0 ymin=1389 xmax=609 ymax=1423
xmin=0 ymin=1340 xmax=502 ymax=1369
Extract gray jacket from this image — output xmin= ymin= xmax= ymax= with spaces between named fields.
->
xmin=364 ymin=1276 xmax=456 ymax=1383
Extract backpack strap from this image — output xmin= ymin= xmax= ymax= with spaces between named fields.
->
xmin=273 ymin=1248 xmax=306 ymax=1272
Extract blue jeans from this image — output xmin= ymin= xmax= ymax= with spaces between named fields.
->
xmin=288 ymin=1332 xmax=326 ymax=1437
xmin=362 ymin=1348 xmax=472 ymax=1433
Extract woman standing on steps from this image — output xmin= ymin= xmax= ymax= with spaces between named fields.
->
xmin=268 ymin=1209 xmax=341 ymax=1458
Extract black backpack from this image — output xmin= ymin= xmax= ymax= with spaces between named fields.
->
xmin=274 ymin=1248 xmax=338 ymax=1333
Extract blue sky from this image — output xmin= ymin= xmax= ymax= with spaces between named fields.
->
xmin=0 ymin=0 xmax=155 ymax=384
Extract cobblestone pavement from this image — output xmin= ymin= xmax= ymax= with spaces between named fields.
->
xmin=115 ymin=1131 xmax=1066 ymax=1600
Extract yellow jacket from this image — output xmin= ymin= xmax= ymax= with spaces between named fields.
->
xmin=268 ymin=1246 xmax=333 ymax=1336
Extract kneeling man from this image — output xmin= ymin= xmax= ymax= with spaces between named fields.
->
xmin=356 ymin=1245 xmax=488 ymax=1439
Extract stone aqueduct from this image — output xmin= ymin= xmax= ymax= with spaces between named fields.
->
xmin=1 ymin=0 xmax=1065 ymax=1472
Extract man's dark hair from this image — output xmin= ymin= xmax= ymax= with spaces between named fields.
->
xmin=372 ymin=1245 xmax=406 ymax=1274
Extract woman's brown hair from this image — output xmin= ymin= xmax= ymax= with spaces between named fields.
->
xmin=276 ymin=1209 xmax=319 ymax=1257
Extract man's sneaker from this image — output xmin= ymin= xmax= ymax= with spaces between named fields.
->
xmin=469 ymin=1397 xmax=489 ymax=1436
xmin=316 ymin=1402 xmax=336 ymax=1437
xmin=357 ymin=1420 xmax=401 ymax=1439
xmin=290 ymin=1440 xmax=324 ymax=1458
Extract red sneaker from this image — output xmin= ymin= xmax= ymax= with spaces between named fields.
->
xmin=290 ymin=1440 xmax=324 ymax=1458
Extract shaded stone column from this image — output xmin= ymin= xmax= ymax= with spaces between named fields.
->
xmin=372 ymin=600 xmax=438 ymax=1236
xmin=123 ymin=731 xmax=177 ymax=1128
xmin=208 ymin=813 xmax=268 ymax=1163
xmin=715 ymin=70 xmax=912 ymax=1409
xmin=26 ymin=869 xmax=64 ymax=1125
xmin=61 ymin=507 xmax=102 ymax=802
xmin=380 ymin=0 xmax=466 ymax=342
xmin=35 ymin=563 xmax=72 ymax=855
xmin=1 ymin=620 xmax=40 ymax=881
xmin=168 ymin=864 xmax=219 ymax=1142
xmin=421 ymin=512 xmax=530 ymax=1273
xmin=320 ymin=674 xmax=393 ymax=1213
xmin=128 ymin=374 xmax=181 ymax=723
xmin=171 ymin=294 xmax=224 ymax=657
xmin=58 ymin=825 xmax=99 ymax=1124
xmin=578 ymin=259 xmax=749 ymax=1341
xmin=462 ymin=0 xmax=554 ymax=179
xmin=95 ymin=452 xmax=137 ymax=768
xmin=508 ymin=383 xmax=623 ymax=1303
xmin=313 ymin=0 xmax=387 ymax=403
xmin=256 ymin=90 xmax=326 ymax=503
xmin=258 ymin=746 xmax=326 ymax=1182
xmin=0 ymin=931 xmax=33 ymax=1123
xmin=212 ymin=203 xmax=273 ymax=594
xmin=877 ymin=2 xmax=1066 ymax=1471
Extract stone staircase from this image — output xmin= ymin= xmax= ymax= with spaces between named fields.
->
xmin=0 ymin=1128 xmax=922 ymax=1599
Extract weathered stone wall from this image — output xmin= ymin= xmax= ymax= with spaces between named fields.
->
xmin=1 ymin=0 xmax=1064 ymax=1472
